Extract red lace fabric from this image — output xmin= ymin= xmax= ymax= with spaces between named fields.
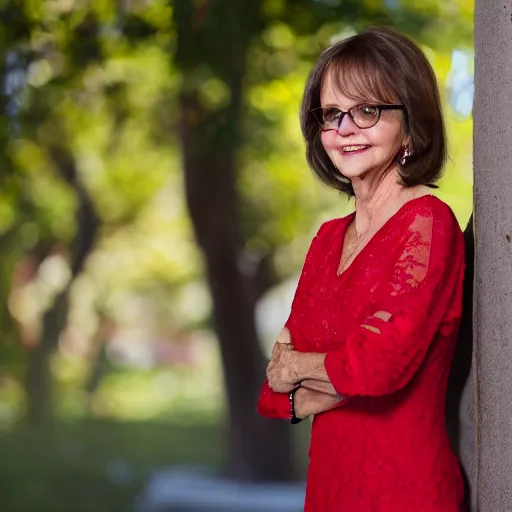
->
xmin=257 ymin=195 xmax=466 ymax=512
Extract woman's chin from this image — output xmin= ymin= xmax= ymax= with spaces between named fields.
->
xmin=338 ymin=169 xmax=371 ymax=181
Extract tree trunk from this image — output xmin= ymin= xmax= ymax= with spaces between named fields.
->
xmin=183 ymin=135 xmax=293 ymax=480
xmin=473 ymin=2 xmax=512 ymax=509
xmin=25 ymin=147 xmax=99 ymax=423
xmin=25 ymin=289 xmax=69 ymax=423
xmin=174 ymin=1 xmax=293 ymax=481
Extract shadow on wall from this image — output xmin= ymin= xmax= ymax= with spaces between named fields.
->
xmin=445 ymin=214 xmax=475 ymax=512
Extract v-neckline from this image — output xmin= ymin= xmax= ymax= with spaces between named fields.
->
xmin=335 ymin=194 xmax=436 ymax=279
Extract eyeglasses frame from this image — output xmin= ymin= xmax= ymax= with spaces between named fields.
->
xmin=310 ymin=104 xmax=405 ymax=131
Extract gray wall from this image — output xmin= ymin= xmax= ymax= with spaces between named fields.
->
xmin=473 ymin=1 xmax=512 ymax=509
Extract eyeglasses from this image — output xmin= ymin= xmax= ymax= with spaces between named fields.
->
xmin=310 ymin=104 xmax=405 ymax=131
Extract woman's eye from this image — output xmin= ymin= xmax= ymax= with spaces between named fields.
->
xmin=323 ymin=108 xmax=340 ymax=122
xmin=359 ymin=106 xmax=378 ymax=116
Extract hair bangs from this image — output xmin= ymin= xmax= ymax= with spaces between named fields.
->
xmin=324 ymin=51 xmax=399 ymax=105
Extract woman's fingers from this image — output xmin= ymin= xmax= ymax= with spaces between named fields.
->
xmin=266 ymin=328 xmax=298 ymax=391
xmin=267 ymin=343 xmax=298 ymax=392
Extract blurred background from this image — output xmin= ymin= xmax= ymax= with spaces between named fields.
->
xmin=0 ymin=0 xmax=473 ymax=511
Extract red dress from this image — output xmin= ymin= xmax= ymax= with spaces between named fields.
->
xmin=257 ymin=195 xmax=466 ymax=512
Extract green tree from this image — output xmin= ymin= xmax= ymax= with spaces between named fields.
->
xmin=1 ymin=0 xmax=177 ymax=422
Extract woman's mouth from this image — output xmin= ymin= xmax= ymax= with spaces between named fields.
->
xmin=339 ymin=144 xmax=371 ymax=155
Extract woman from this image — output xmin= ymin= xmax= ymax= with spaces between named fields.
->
xmin=257 ymin=26 xmax=466 ymax=512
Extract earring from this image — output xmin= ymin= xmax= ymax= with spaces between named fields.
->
xmin=400 ymin=147 xmax=411 ymax=166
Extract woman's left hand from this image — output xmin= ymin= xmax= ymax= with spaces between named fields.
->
xmin=266 ymin=342 xmax=300 ymax=393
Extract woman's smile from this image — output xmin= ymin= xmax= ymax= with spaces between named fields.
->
xmin=338 ymin=144 xmax=372 ymax=155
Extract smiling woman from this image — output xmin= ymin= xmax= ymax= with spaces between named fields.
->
xmin=300 ymin=25 xmax=446 ymax=196
xmin=256 ymin=26 xmax=466 ymax=512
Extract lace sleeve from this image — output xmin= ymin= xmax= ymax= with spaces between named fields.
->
xmin=324 ymin=206 xmax=465 ymax=397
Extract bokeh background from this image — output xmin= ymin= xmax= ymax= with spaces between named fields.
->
xmin=0 ymin=1 xmax=473 ymax=511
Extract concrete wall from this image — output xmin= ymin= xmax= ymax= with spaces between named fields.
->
xmin=473 ymin=1 xmax=512 ymax=510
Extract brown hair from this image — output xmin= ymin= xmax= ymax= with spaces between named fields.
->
xmin=300 ymin=26 xmax=446 ymax=195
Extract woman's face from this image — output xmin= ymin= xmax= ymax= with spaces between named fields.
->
xmin=319 ymin=71 xmax=407 ymax=183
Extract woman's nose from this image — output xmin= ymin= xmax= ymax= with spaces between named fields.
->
xmin=336 ymin=113 xmax=357 ymax=136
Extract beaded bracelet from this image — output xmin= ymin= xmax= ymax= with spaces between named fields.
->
xmin=289 ymin=385 xmax=303 ymax=424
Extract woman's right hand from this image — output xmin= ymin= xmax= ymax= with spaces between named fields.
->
xmin=266 ymin=342 xmax=298 ymax=392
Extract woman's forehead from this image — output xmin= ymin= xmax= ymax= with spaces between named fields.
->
xmin=320 ymin=63 xmax=396 ymax=105
xmin=320 ymin=73 xmax=362 ymax=107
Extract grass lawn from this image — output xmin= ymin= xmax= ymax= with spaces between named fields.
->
xmin=0 ymin=419 xmax=309 ymax=512
xmin=0 ymin=420 xmax=224 ymax=512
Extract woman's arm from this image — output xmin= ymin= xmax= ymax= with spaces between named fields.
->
xmin=266 ymin=340 xmax=339 ymax=396
xmin=257 ymin=379 xmax=293 ymax=420
xmin=257 ymin=379 xmax=345 ymax=421
xmin=299 ymin=378 xmax=338 ymax=396
xmin=266 ymin=342 xmax=345 ymax=402
xmin=258 ymin=328 xmax=340 ymax=419
xmin=266 ymin=349 xmax=329 ymax=391
xmin=294 ymin=386 xmax=345 ymax=419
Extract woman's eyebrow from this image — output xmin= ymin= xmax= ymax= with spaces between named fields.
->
xmin=322 ymin=103 xmax=351 ymax=109
xmin=321 ymin=102 xmax=367 ymax=109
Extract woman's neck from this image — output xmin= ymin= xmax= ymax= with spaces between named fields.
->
xmin=351 ymin=169 xmax=407 ymax=237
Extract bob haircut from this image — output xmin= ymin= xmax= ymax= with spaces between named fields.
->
xmin=300 ymin=26 xmax=446 ymax=196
